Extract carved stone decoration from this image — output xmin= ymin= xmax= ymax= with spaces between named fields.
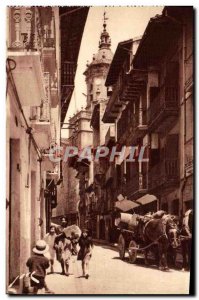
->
xmin=34 ymin=7 xmax=42 ymax=51
xmin=12 ymin=7 xmax=22 ymax=47
xmin=42 ymin=72 xmax=51 ymax=122
xmin=24 ymin=7 xmax=33 ymax=48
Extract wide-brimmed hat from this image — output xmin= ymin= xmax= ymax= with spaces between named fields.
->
xmin=33 ymin=240 xmax=49 ymax=254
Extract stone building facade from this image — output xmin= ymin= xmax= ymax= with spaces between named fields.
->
xmin=6 ymin=6 xmax=61 ymax=284
xmin=6 ymin=6 xmax=89 ymax=288
xmin=103 ymin=6 xmax=194 ymax=227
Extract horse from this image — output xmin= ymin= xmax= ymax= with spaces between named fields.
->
xmin=180 ymin=209 xmax=193 ymax=271
xmin=143 ymin=214 xmax=180 ymax=270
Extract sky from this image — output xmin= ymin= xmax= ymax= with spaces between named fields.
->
xmin=62 ymin=6 xmax=163 ymax=137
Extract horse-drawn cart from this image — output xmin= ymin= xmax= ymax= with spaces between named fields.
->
xmin=116 ymin=212 xmax=151 ymax=264
xmin=115 ymin=211 xmax=180 ymax=270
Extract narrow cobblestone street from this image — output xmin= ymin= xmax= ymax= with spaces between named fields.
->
xmin=45 ymin=244 xmax=190 ymax=294
xmin=5 ymin=6 xmax=194 ymax=296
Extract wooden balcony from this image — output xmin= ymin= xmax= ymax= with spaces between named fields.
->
xmin=61 ymin=61 xmax=77 ymax=125
xmin=62 ymin=61 xmax=76 ymax=87
xmin=148 ymin=158 xmax=179 ymax=191
xmin=120 ymin=69 xmax=147 ymax=102
xmin=117 ymin=98 xmax=148 ymax=144
xmin=185 ymin=54 xmax=193 ymax=91
xmin=185 ymin=138 xmax=193 ymax=177
xmin=105 ymin=125 xmax=116 ymax=147
xmin=105 ymin=164 xmax=115 ymax=186
xmin=148 ymin=85 xmax=179 ymax=132
xmin=125 ymin=173 xmax=148 ymax=199
xmin=117 ymin=109 xmax=128 ymax=141
xmin=131 ymin=109 xmax=148 ymax=144
xmin=102 ymin=81 xmax=123 ymax=123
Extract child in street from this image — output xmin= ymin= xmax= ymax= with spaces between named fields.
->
xmin=26 ymin=240 xmax=53 ymax=294
xmin=54 ymin=235 xmax=72 ymax=276
xmin=44 ymin=225 xmax=57 ymax=273
xmin=78 ymin=229 xmax=93 ymax=279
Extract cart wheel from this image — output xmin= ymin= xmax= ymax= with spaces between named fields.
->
xmin=128 ymin=240 xmax=137 ymax=263
xmin=118 ymin=234 xmax=125 ymax=260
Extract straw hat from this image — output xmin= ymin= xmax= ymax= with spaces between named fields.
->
xmin=33 ymin=240 xmax=49 ymax=254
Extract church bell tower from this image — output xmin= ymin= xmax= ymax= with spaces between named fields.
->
xmin=83 ymin=12 xmax=113 ymax=111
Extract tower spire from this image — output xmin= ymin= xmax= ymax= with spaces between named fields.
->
xmin=99 ymin=11 xmax=111 ymax=49
xmin=103 ymin=11 xmax=108 ymax=31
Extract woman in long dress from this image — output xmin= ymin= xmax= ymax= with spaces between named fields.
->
xmin=77 ymin=229 xmax=93 ymax=279
xmin=44 ymin=225 xmax=57 ymax=273
xmin=56 ymin=237 xmax=72 ymax=276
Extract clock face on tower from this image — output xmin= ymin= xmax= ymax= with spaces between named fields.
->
xmin=95 ymin=78 xmax=102 ymax=85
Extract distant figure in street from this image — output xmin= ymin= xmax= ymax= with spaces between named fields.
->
xmin=54 ymin=233 xmax=73 ymax=276
xmin=55 ymin=216 xmax=68 ymax=264
xmin=181 ymin=208 xmax=193 ymax=271
xmin=77 ymin=229 xmax=93 ymax=279
xmin=56 ymin=216 xmax=68 ymax=234
xmin=44 ymin=225 xmax=57 ymax=273
xmin=26 ymin=240 xmax=53 ymax=294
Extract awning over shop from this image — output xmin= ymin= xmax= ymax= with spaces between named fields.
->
xmin=136 ymin=194 xmax=157 ymax=205
xmin=115 ymin=193 xmax=157 ymax=212
xmin=115 ymin=195 xmax=140 ymax=212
